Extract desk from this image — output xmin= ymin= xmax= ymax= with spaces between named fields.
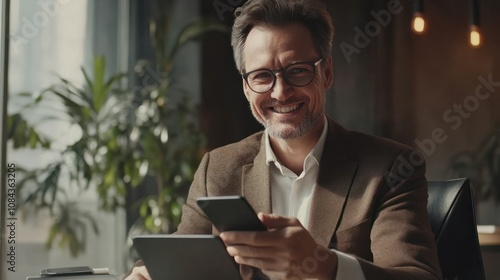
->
xmin=478 ymin=226 xmax=500 ymax=246
xmin=478 ymin=227 xmax=500 ymax=280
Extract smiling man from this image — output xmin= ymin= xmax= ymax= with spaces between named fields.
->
xmin=125 ymin=0 xmax=442 ymax=279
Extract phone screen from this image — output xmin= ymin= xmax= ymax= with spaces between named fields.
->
xmin=196 ymin=196 xmax=267 ymax=232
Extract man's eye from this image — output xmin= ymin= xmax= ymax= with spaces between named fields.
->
xmin=287 ymin=67 xmax=312 ymax=76
xmin=251 ymin=72 xmax=272 ymax=80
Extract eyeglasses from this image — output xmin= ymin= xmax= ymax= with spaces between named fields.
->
xmin=242 ymin=58 xmax=323 ymax=93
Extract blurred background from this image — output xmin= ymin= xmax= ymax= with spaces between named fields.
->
xmin=1 ymin=0 xmax=499 ymax=279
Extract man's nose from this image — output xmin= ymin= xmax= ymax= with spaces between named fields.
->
xmin=270 ymin=73 xmax=292 ymax=101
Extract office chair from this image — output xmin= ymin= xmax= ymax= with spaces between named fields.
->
xmin=427 ymin=178 xmax=486 ymax=280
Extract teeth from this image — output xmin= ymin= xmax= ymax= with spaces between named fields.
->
xmin=274 ymin=104 xmax=300 ymax=113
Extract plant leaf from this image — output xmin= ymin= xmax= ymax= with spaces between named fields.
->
xmin=168 ymin=20 xmax=227 ymax=61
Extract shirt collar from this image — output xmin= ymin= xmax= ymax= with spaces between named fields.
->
xmin=265 ymin=115 xmax=328 ymax=168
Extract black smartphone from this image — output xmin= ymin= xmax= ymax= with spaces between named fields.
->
xmin=196 ymin=196 xmax=267 ymax=232
xmin=40 ymin=266 xmax=93 ymax=277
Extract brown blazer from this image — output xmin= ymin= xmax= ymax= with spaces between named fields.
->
xmin=175 ymin=117 xmax=442 ymax=280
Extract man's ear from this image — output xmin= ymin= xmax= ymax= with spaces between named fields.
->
xmin=322 ymin=56 xmax=333 ymax=90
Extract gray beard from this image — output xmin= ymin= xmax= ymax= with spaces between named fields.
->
xmin=263 ymin=111 xmax=322 ymax=140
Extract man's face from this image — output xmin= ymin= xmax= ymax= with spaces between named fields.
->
xmin=242 ymin=23 xmax=333 ymax=140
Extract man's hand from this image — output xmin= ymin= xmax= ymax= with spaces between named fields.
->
xmin=123 ymin=265 xmax=152 ymax=280
xmin=220 ymin=213 xmax=338 ymax=280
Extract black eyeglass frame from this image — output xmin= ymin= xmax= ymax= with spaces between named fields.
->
xmin=241 ymin=58 xmax=323 ymax=93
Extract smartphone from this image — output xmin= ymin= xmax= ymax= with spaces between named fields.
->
xmin=196 ymin=196 xmax=267 ymax=232
xmin=40 ymin=266 xmax=93 ymax=276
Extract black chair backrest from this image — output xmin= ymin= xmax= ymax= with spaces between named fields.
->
xmin=427 ymin=178 xmax=486 ymax=280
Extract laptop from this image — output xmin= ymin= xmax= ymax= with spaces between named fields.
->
xmin=132 ymin=235 xmax=242 ymax=280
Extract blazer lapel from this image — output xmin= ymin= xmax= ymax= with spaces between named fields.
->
xmin=308 ymin=119 xmax=358 ymax=248
xmin=240 ymin=135 xmax=271 ymax=280
xmin=241 ymin=135 xmax=272 ymax=214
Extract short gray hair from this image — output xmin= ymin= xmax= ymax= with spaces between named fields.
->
xmin=231 ymin=0 xmax=334 ymax=72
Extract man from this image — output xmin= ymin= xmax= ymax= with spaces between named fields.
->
xmin=125 ymin=0 xmax=442 ymax=279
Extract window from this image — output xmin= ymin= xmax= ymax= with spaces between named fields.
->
xmin=6 ymin=1 xmax=127 ymax=278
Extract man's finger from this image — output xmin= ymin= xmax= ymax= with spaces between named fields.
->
xmin=258 ymin=212 xmax=301 ymax=229
xmin=234 ymin=256 xmax=285 ymax=271
xmin=227 ymin=245 xmax=288 ymax=258
xmin=220 ymin=231 xmax=276 ymax=246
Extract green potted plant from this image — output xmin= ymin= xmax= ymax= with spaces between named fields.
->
xmin=8 ymin=56 xmax=130 ymax=256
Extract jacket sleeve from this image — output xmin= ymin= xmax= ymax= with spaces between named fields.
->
xmin=175 ymin=152 xmax=213 ymax=234
xmin=357 ymin=149 xmax=443 ymax=280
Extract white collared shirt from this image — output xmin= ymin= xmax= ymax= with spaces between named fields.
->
xmin=264 ymin=116 xmax=366 ymax=280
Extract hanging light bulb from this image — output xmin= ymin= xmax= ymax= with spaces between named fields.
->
xmin=469 ymin=0 xmax=481 ymax=47
xmin=412 ymin=13 xmax=426 ymax=34
xmin=469 ymin=25 xmax=481 ymax=47
xmin=412 ymin=0 xmax=426 ymax=34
